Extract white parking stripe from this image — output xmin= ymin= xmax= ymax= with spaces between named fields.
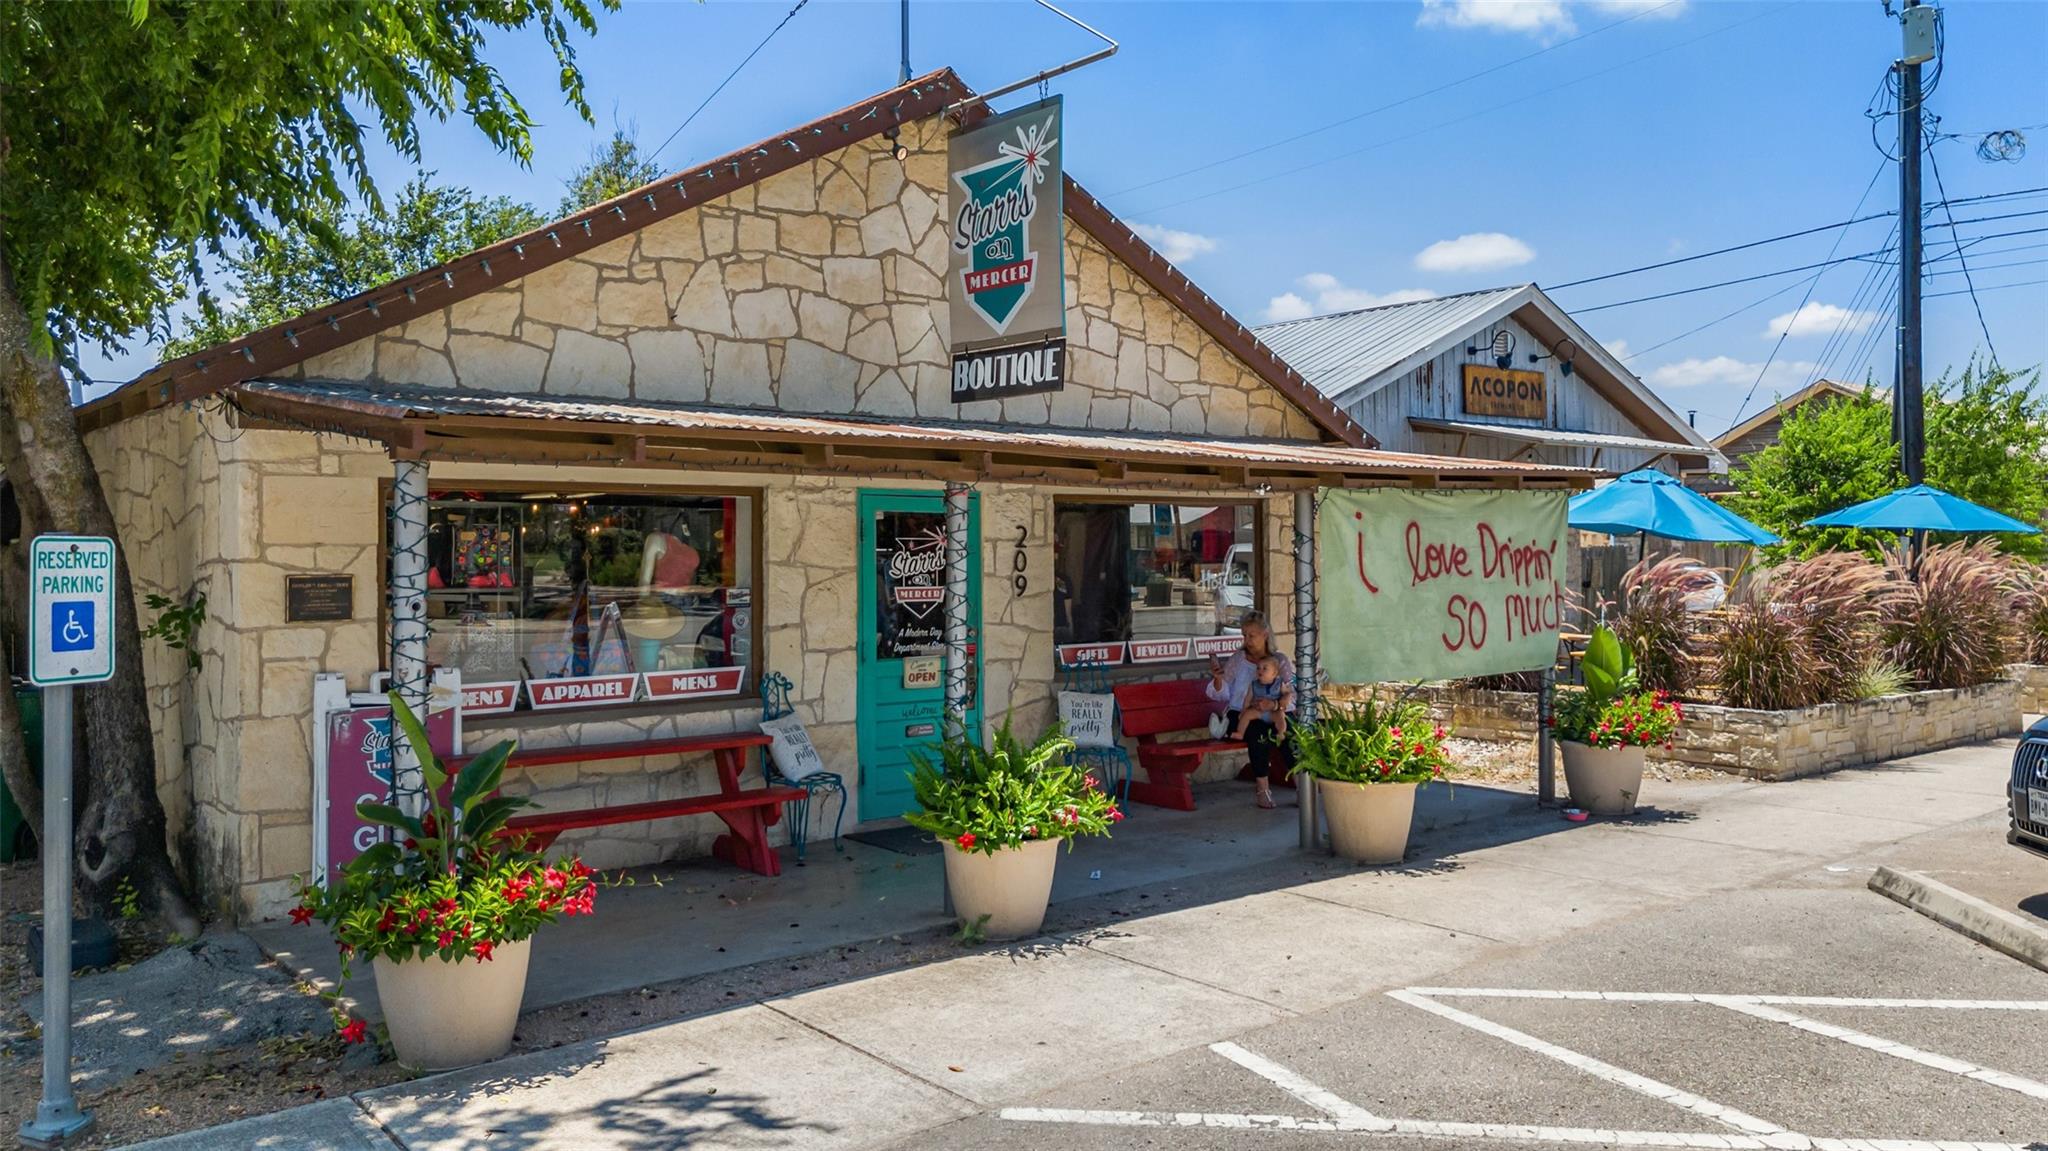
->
xmin=1000 ymin=1107 xmax=2044 ymax=1150
xmin=1208 ymin=1041 xmax=1393 ymax=1130
xmin=1407 ymin=988 xmax=2048 ymax=1012
xmin=1701 ymin=996 xmax=2048 ymax=1103
xmin=1385 ymin=989 xmax=1793 ymax=1137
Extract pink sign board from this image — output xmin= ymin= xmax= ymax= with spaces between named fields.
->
xmin=1127 ymin=637 xmax=1193 ymax=664
xmin=525 ymin=673 xmax=642 ymax=711
xmin=1056 ymin=642 xmax=1126 ymax=668
xmin=322 ymin=706 xmax=458 ymax=876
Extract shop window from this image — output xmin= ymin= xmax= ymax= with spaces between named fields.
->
xmin=400 ymin=489 xmax=756 ymax=708
xmin=1051 ymin=501 xmax=1260 ymax=665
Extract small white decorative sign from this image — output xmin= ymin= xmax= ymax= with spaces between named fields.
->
xmin=1057 ymin=691 xmax=1117 ymax=749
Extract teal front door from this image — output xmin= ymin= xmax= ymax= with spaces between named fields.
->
xmin=857 ymin=490 xmax=982 ymax=823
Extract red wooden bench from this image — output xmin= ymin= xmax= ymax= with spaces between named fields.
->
xmin=1111 ymin=680 xmax=1244 ymax=811
xmin=445 ymin=732 xmax=804 ymax=877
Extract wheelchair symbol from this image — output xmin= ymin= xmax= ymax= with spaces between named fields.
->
xmin=50 ymin=601 xmax=95 ymax=654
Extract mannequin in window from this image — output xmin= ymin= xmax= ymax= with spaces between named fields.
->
xmin=638 ymin=514 xmax=702 ymax=590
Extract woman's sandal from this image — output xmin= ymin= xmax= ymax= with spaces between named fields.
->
xmin=1255 ymin=787 xmax=1277 ymax=810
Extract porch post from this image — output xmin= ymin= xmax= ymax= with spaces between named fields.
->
xmin=942 ymin=481 xmax=971 ymax=736
xmin=389 ymin=456 xmax=430 ymax=815
xmin=1293 ymin=489 xmax=1319 ymax=851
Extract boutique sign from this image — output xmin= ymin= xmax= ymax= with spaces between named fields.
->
xmin=948 ymin=97 xmax=1066 ymax=403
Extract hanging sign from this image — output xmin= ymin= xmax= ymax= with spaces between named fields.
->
xmin=948 ymin=96 xmax=1066 ymax=402
xmin=29 ymin=535 xmax=117 ymax=686
xmin=643 ymin=666 xmax=748 ymax=701
xmin=1318 ymin=489 xmax=1568 ymax=684
xmin=902 ymin=656 xmax=943 ymax=690
xmin=1462 ymin=364 xmax=1547 ymax=420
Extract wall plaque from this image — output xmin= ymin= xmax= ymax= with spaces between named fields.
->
xmin=286 ymin=574 xmax=355 ymax=622
xmin=1461 ymin=364 xmax=1547 ymax=420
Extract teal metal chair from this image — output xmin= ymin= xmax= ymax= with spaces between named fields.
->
xmin=1058 ymin=657 xmax=1132 ymax=807
xmin=760 ymin=672 xmax=846 ymax=862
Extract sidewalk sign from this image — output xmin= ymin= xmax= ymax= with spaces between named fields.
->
xmin=311 ymin=670 xmax=462 ymax=884
xmin=22 ymin=535 xmax=117 ymax=1147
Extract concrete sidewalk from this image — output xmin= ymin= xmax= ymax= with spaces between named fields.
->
xmin=130 ymin=739 xmax=2024 ymax=1151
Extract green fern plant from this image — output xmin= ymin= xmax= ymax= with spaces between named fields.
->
xmin=902 ymin=716 xmax=1119 ymax=854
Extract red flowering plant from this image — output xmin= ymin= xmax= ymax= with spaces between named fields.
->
xmin=1551 ymin=624 xmax=1684 ymax=750
xmin=1288 ymin=695 xmax=1453 ymax=785
xmin=292 ymin=692 xmax=599 ymax=1044
xmin=902 ymin=716 xmax=1121 ymax=855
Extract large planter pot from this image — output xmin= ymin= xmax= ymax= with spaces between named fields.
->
xmin=1560 ymin=740 xmax=1647 ymax=815
xmin=372 ymin=937 xmax=532 ymax=1070
xmin=943 ymin=837 xmax=1060 ymax=940
xmin=1316 ymin=779 xmax=1418 ymax=864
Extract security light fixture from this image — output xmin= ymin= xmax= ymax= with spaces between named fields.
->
xmin=1529 ymin=337 xmax=1578 ymax=377
xmin=1465 ymin=330 xmax=1518 ymax=368
xmin=883 ymin=125 xmax=909 ymax=162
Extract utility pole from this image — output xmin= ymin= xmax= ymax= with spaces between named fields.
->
xmin=1895 ymin=0 xmax=1934 ymax=487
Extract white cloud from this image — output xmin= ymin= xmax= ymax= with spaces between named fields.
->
xmin=1419 ymin=0 xmax=1575 ymax=38
xmin=1647 ymin=355 xmax=1818 ymax=390
xmin=1131 ymin=223 xmax=1218 ymax=265
xmin=1417 ymin=0 xmax=1685 ymax=40
xmin=1763 ymin=302 xmax=1878 ymax=340
xmin=1414 ymin=232 xmax=1536 ymax=274
xmin=1262 ymin=274 xmax=1437 ymax=323
xmin=1603 ymin=337 xmax=1631 ymax=361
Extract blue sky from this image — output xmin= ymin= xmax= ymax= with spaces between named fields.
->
xmin=83 ymin=0 xmax=2048 ymax=436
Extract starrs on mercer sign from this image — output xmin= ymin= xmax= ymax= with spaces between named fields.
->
xmin=949 ymin=96 xmax=1066 ymax=403
xmin=29 ymin=535 xmax=117 ymax=686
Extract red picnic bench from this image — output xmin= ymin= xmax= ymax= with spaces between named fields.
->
xmin=445 ymin=732 xmax=805 ymax=877
xmin=1111 ymin=680 xmax=1246 ymax=811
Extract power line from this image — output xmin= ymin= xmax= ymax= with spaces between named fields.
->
xmin=1808 ymin=221 xmax=1900 ymax=387
xmin=1105 ymin=0 xmax=1682 ymax=198
xmin=1125 ymin=2 xmax=1789 ymax=221
xmin=1926 ymin=276 xmax=2048 ymax=299
xmin=1548 ymin=211 xmax=1895 ymax=292
xmin=1728 ymin=159 xmax=1892 ymax=428
xmin=1617 ymin=269 xmax=1829 ymax=364
xmin=648 ymin=0 xmax=812 ymax=165
xmin=1927 ymin=143 xmax=2001 ymax=365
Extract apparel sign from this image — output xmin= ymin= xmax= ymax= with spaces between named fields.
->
xmin=1318 ymin=489 xmax=1569 ymax=684
xmin=948 ymin=96 xmax=1066 ymax=403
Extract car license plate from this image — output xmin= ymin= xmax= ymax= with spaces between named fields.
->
xmin=2031 ymin=789 xmax=2048 ymax=824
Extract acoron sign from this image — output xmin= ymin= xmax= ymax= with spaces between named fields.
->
xmin=1461 ymin=364 xmax=1547 ymax=420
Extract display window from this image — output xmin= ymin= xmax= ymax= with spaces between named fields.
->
xmin=1051 ymin=500 xmax=1260 ymax=667
xmin=395 ymin=488 xmax=757 ymax=713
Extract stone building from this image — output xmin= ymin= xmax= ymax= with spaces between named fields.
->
xmin=80 ymin=70 xmax=1587 ymax=920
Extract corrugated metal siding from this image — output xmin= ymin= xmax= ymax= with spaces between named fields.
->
xmin=1339 ymin=314 xmax=1680 ymax=474
xmin=1253 ymin=287 xmax=1526 ymax=400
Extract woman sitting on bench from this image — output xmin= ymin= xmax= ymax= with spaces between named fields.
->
xmin=1205 ymin=611 xmax=1296 ymax=809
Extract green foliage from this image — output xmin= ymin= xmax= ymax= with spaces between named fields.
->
xmin=167 ymin=177 xmax=544 ymax=356
xmin=114 ymin=877 xmax=142 ymax=921
xmin=1554 ymin=624 xmax=1682 ymax=745
xmin=953 ymin=915 xmax=991 ymax=946
xmin=1850 ymin=660 xmax=1911 ymax=701
xmin=1726 ymin=387 xmax=1899 ymax=561
xmin=1 ymin=0 xmax=611 ymax=355
xmin=1288 ymin=696 xmax=1451 ymax=785
xmin=1729 ymin=365 xmax=2048 ymax=561
xmin=141 ymin=588 xmax=207 ymax=673
xmin=1580 ymin=625 xmax=1635 ymax=709
xmin=558 ymin=129 xmax=664 ymax=217
xmin=902 ymin=718 xmax=1120 ymax=854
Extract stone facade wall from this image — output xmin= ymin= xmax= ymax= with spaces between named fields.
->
xmin=1334 ymin=681 xmax=2021 ymax=780
xmin=285 ymin=118 xmax=1324 ymax=442
xmin=2007 ymin=664 xmax=2048 ymax=714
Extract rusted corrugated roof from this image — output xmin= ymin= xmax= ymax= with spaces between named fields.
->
xmin=233 ymin=379 xmax=1593 ymax=480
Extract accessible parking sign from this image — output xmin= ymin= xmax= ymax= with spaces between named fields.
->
xmin=29 ymin=535 xmax=117 ymax=686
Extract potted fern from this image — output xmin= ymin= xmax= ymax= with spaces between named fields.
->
xmin=1289 ymin=697 xmax=1451 ymax=863
xmin=1553 ymin=625 xmax=1682 ymax=815
xmin=292 ymin=693 xmax=599 ymax=1070
xmin=903 ymin=719 xmax=1121 ymax=939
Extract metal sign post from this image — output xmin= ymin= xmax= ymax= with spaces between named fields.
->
xmin=21 ymin=534 xmax=116 ymax=1149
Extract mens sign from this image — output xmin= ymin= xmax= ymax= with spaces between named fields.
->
xmin=29 ymin=535 xmax=117 ymax=686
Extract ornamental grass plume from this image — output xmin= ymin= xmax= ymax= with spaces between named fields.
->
xmin=2007 ymin=561 xmax=2048 ymax=664
xmin=1714 ymin=596 xmax=1822 ymax=711
xmin=1766 ymin=550 xmax=1898 ymax=703
xmin=1612 ymin=555 xmax=1720 ymax=697
xmin=1882 ymin=540 xmax=2018 ymax=690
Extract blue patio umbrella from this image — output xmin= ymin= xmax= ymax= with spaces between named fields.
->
xmin=1802 ymin=483 xmax=2040 ymax=534
xmin=1568 ymin=468 xmax=1782 ymax=547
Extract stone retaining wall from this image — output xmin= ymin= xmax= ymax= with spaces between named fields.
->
xmin=2007 ymin=664 xmax=2048 ymax=714
xmin=1327 ymin=679 xmax=2020 ymax=781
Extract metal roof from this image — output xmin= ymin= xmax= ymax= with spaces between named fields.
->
xmin=1409 ymin=418 xmax=1716 ymax=459
xmin=1252 ymin=286 xmax=1529 ymax=400
xmin=234 ymin=379 xmax=1593 ymax=481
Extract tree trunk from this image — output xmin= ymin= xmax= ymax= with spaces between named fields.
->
xmin=0 ymin=251 xmax=200 ymax=938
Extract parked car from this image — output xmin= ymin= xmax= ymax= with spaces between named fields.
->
xmin=1213 ymin=544 xmax=1255 ymax=634
xmin=2010 ymin=718 xmax=2048 ymax=861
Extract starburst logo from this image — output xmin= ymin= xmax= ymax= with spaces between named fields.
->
xmin=952 ymin=109 xmax=1060 ymax=334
